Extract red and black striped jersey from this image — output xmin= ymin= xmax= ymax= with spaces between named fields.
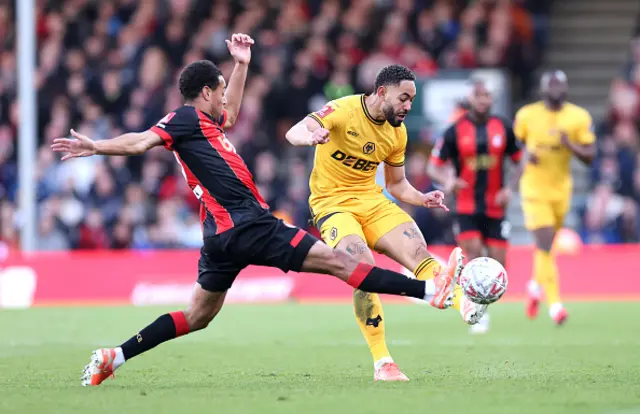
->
xmin=430 ymin=114 xmax=522 ymax=219
xmin=150 ymin=106 xmax=268 ymax=237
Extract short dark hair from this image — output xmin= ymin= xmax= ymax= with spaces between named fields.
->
xmin=178 ymin=60 xmax=223 ymax=100
xmin=374 ymin=64 xmax=416 ymax=90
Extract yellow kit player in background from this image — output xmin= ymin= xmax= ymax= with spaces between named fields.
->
xmin=514 ymin=70 xmax=596 ymax=325
xmin=286 ymin=65 xmax=486 ymax=381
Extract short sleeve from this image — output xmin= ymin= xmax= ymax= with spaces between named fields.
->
xmin=513 ymin=107 xmax=528 ymax=143
xmin=149 ymin=108 xmax=197 ymax=149
xmin=504 ymin=118 xmax=523 ymax=162
xmin=307 ymin=101 xmax=344 ymax=130
xmin=575 ymin=111 xmax=595 ymax=145
xmin=430 ymin=125 xmax=458 ymax=166
xmin=385 ymin=125 xmax=408 ymax=167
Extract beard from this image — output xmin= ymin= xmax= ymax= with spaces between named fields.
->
xmin=383 ymin=104 xmax=405 ymax=127
xmin=546 ymin=93 xmax=567 ymax=107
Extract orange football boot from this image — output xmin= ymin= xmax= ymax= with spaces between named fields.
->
xmin=81 ymin=348 xmax=116 ymax=387
xmin=430 ymin=247 xmax=464 ymax=309
xmin=374 ymin=362 xmax=409 ymax=381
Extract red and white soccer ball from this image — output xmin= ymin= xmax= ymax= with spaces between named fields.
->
xmin=459 ymin=257 xmax=508 ymax=305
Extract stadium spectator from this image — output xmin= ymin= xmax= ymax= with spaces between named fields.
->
xmin=0 ymin=0 xmax=546 ymax=250
xmin=583 ymin=33 xmax=640 ymax=243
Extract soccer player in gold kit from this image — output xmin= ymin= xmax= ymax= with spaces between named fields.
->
xmin=286 ymin=65 xmax=485 ymax=381
xmin=514 ymin=71 xmax=595 ymax=325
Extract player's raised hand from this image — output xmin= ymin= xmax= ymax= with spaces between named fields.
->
xmin=51 ymin=129 xmax=97 ymax=161
xmin=226 ymin=33 xmax=254 ymax=65
xmin=309 ymin=127 xmax=330 ymax=145
xmin=443 ymin=177 xmax=468 ymax=194
xmin=422 ymin=190 xmax=449 ymax=211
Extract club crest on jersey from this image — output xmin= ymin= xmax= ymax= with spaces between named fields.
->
xmin=315 ymin=105 xmax=335 ymax=119
xmin=330 ymin=227 xmax=338 ymax=241
xmin=491 ymin=134 xmax=503 ymax=148
xmin=363 ymin=142 xmax=376 ymax=155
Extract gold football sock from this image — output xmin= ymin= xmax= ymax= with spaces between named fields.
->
xmin=414 ymin=257 xmax=440 ymax=281
xmin=353 ymin=290 xmax=391 ymax=367
xmin=451 ymin=284 xmax=464 ymax=311
xmin=534 ymin=249 xmax=561 ymax=305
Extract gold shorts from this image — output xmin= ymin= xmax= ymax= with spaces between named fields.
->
xmin=521 ymin=198 xmax=570 ymax=231
xmin=313 ymin=195 xmax=413 ymax=248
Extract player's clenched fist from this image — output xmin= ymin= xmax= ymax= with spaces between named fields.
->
xmin=309 ymin=128 xmax=330 ymax=145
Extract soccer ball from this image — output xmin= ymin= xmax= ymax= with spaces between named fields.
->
xmin=459 ymin=257 xmax=508 ymax=305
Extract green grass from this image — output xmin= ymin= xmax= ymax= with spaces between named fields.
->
xmin=1 ymin=302 xmax=639 ymax=414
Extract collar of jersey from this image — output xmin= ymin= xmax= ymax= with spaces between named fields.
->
xmin=361 ymin=94 xmax=385 ymax=125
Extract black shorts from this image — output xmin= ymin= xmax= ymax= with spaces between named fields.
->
xmin=197 ymin=212 xmax=318 ymax=292
xmin=454 ymin=214 xmax=510 ymax=247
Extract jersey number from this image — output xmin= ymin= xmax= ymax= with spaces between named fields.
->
xmin=218 ymin=134 xmax=236 ymax=153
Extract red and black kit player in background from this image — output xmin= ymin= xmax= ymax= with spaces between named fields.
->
xmin=52 ymin=34 xmax=461 ymax=386
xmin=428 ymin=79 xmax=523 ymax=334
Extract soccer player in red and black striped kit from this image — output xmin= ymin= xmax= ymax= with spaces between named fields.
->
xmin=53 ymin=34 xmax=463 ymax=386
xmin=428 ymin=79 xmax=522 ymax=334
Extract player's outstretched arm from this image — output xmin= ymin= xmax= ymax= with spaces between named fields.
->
xmin=285 ymin=117 xmax=330 ymax=146
xmin=223 ymin=33 xmax=253 ymax=129
xmin=51 ymin=129 xmax=164 ymax=160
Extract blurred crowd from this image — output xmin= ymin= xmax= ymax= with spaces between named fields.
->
xmin=582 ymin=29 xmax=640 ymax=244
xmin=0 ymin=0 xmax=548 ymax=250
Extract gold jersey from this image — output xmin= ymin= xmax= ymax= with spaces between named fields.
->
xmin=514 ymin=101 xmax=595 ymax=201
xmin=307 ymin=94 xmax=407 ymax=215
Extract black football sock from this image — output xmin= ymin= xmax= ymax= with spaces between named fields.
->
xmin=346 ymin=263 xmax=428 ymax=300
xmin=120 ymin=311 xmax=190 ymax=360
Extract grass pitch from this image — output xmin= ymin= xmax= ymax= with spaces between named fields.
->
xmin=1 ymin=302 xmax=639 ymax=414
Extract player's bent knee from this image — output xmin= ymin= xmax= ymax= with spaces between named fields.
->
xmin=184 ymin=289 xmax=226 ymax=331
xmin=328 ymin=250 xmax=360 ymax=277
xmin=412 ymin=242 xmax=429 ymax=260
xmin=533 ymin=227 xmax=555 ymax=252
xmin=325 ymin=249 xmax=359 ymax=280
xmin=184 ymin=306 xmax=220 ymax=331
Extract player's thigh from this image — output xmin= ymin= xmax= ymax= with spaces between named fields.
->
xmin=522 ymin=200 xmax=557 ymax=251
xmin=301 ymin=240 xmax=359 ymax=281
xmin=317 ymin=211 xmax=367 ymax=249
xmin=188 ymin=239 xmax=237 ymax=329
xmin=335 ymin=234 xmax=376 ymax=264
xmin=362 ymin=198 xmax=415 ymax=252
xmin=246 ymin=215 xmax=318 ymax=273
xmin=373 ymin=221 xmax=429 ymax=271
xmin=197 ymin=237 xmax=242 ymax=294
xmin=454 ymin=214 xmax=485 ymax=259
xmin=552 ymin=199 xmax=571 ymax=231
